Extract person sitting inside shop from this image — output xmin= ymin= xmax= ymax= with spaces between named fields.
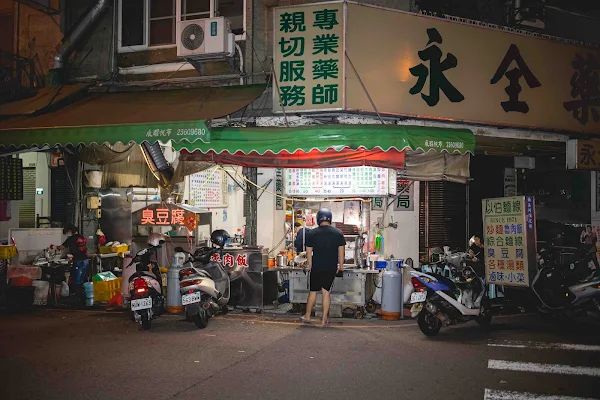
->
xmin=60 ymin=225 xmax=89 ymax=290
xmin=467 ymin=235 xmax=485 ymax=276
xmin=294 ymin=222 xmax=311 ymax=254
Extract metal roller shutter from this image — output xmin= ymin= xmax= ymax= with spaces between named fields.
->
xmin=419 ymin=181 xmax=467 ymax=262
xmin=19 ymin=168 xmax=36 ymax=228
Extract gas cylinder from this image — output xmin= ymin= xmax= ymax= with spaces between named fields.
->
xmin=381 ymin=263 xmax=402 ymax=320
xmin=166 ymin=252 xmax=185 ymax=314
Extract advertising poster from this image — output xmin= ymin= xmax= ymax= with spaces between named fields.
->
xmin=482 ymin=196 xmax=536 ymax=287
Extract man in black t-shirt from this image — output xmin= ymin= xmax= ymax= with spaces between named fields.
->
xmin=302 ymin=208 xmax=346 ymax=327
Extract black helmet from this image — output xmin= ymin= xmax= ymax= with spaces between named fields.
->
xmin=316 ymin=208 xmax=333 ymax=225
xmin=210 ymin=229 xmax=231 ymax=248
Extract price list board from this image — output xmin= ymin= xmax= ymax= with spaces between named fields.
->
xmin=0 ymin=157 xmax=23 ymax=200
xmin=189 ymin=167 xmax=228 ymax=208
xmin=285 ymin=167 xmax=390 ymax=196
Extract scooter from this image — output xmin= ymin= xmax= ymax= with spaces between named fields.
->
xmin=127 ymin=239 xmax=166 ymax=330
xmin=408 ymin=264 xmax=493 ymax=336
xmin=532 ymin=246 xmax=600 ymax=317
xmin=176 ymin=243 xmax=231 ymax=329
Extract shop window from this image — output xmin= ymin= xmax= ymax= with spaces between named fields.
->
xmin=121 ymin=0 xmax=145 ymax=48
xmin=183 ymin=0 xmax=211 ymax=20
xmin=118 ymin=0 xmax=245 ymax=53
xmin=149 ymin=0 xmax=175 ymax=45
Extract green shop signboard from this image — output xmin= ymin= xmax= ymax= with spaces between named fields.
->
xmin=273 ymin=3 xmax=344 ymax=112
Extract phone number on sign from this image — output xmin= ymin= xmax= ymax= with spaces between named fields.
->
xmin=176 ymin=128 xmax=207 ymax=136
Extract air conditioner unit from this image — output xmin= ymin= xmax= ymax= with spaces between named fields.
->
xmin=177 ymin=17 xmax=234 ymax=59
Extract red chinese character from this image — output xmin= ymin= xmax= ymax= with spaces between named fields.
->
xmin=210 ymin=253 xmax=222 ymax=263
xmin=236 ymin=254 xmax=248 ymax=268
xmin=507 ymin=260 xmax=515 ymax=270
xmin=156 ymin=208 xmax=169 ymax=225
xmin=496 ymin=225 xmax=504 ymax=234
xmin=171 ymin=209 xmax=185 ymax=225
xmin=486 ymin=225 xmax=495 ymax=235
xmin=497 ymin=260 xmax=505 ymax=270
xmin=516 ymin=261 xmax=524 ymax=270
xmin=223 ymin=253 xmax=234 ymax=268
xmin=488 ymin=259 xmax=496 ymax=270
xmin=141 ymin=209 xmax=155 ymax=224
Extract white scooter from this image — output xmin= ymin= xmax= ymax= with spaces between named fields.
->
xmin=176 ymin=246 xmax=230 ymax=329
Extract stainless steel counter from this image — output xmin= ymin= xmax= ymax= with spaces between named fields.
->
xmin=287 ymin=268 xmax=380 ymax=318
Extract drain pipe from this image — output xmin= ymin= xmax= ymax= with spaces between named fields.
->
xmin=50 ymin=0 xmax=110 ymax=84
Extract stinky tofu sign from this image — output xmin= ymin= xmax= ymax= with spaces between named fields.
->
xmin=482 ymin=196 xmax=536 ymax=287
xmin=274 ymin=2 xmax=600 ymax=134
xmin=133 ymin=204 xmax=196 ymax=228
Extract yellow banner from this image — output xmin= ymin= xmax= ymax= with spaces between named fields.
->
xmin=274 ymin=2 xmax=600 ymax=134
xmin=482 ymin=196 xmax=537 ymax=287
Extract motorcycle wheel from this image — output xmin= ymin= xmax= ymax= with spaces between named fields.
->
xmin=417 ymin=310 xmax=441 ymax=337
xmin=193 ymin=310 xmax=209 ymax=329
xmin=141 ymin=311 xmax=151 ymax=330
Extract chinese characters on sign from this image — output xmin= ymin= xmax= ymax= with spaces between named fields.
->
xmin=284 ymin=167 xmax=391 ymax=196
xmin=0 ymin=157 xmax=23 ymax=200
xmin=409 ymin=28 xmax=464 ymax=106
xmin=189 ymin=167 xmax=228 ymax=208
xmin=210 ymin=252 xmax=249 ymax=269
xmin=490 ymin=44 xmax=541 ymax=113
xmin=482 ymin=196 xmax=536 ymax=287
xmin=277 ymin=2 xmax=600 ymax=134
xmin=393 ymin=180 xmax=414 ymax=211
xmin=134 ymin=204 xmax=196 ymax=229
xmin=563 ymin=53 xmax=600 ymax=125
xmin=275 ymin=168 xmax=284 ymax=210
xmin=566 ymin=139 xmax=600 ymax=170
xmin=274 ymin=4 xmax=344 ymax=112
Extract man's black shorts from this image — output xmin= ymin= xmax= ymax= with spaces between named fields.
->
xmin=309 ymin=269 xmax=336 ymax=291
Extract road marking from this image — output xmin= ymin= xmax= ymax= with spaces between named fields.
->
xmin=488 ymin=341 xmax=600 ymax=352
xmin=484 ymin=389 xmax=599 ymax=400
xmin=488 ymin=360 xmax=600 ymax=377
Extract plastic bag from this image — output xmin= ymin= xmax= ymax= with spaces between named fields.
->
xmin=60 ymin=281 xmax=69 ymax=297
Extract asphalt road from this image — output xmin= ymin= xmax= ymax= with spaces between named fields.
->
xmin=1 ymin=310 xmax=599 ymax=400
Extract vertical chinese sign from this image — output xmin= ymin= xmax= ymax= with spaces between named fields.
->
xmin=275 ymin=168 xmax=284 ymax=210
xmin=393 ymin=179 xmax=414 ymax=211
xmin=273 ymin=3 xmax=344 ymax=112
xmin=482 ymin=196 xmax=536 ymax=287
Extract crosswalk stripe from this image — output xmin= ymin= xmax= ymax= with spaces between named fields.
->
xmin=484 ymin=389 xmax=599 ymax=400
xmin=488 ymin=360 xmax=600 ymax=377
xmin=488 ymin=341 xmax=600 ymax=352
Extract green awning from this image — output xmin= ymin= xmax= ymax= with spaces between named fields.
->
xmin=0 ymin=85 xmax=267 ymax=151
xmin=0 ymin=120 xmax=209 ymax=149
xmin=175 ymin=124 xmax=475 ymax=155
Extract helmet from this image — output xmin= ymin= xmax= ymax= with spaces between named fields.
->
xmin=147 ymin=233 xmax=166 ymax=247
xmin=316 ymin=208 xmax=333 ymax=225
xmin=210 ymin=229 xmax=231 ymax=248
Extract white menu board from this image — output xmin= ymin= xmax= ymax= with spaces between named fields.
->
xmin=189 ymin=167 xmax=228 ymax=208
xmin=285 ymin=167 xmax=392 ymax=196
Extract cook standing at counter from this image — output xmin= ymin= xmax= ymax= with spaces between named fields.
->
xmin=301 ymin=208 xmax=345 ymax=327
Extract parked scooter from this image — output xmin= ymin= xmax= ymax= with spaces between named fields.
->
xmin=532 ymin=245 xmax=600 ymax=317
xmin=408 ymin=263 xmax=493 ymax=336
xmin=127 ymin=234 xmax=166 ymax=330
xmin=177 ymin=230 xmax=231 ymax=329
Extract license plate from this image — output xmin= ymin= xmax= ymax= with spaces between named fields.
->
xmin=410 ymin=291 xmax=427 ymax=303
xmin=182 ymin=292 xmax=202 ymax=306
xmin=131 ymin=297 xmax=152 ymax=311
